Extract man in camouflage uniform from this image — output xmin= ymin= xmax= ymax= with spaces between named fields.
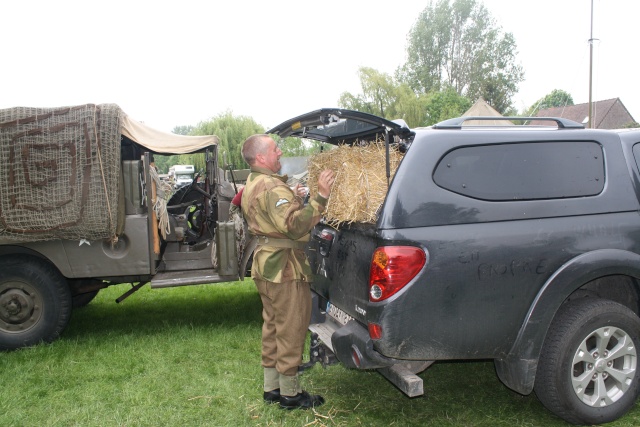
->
xmin=241 ymin=134 xmax=335 ymax=410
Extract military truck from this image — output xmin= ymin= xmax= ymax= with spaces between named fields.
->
xmin=0 ymin=103 xmax=251 ymax=350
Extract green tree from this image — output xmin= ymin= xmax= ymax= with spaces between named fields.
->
xmin=339 ymin=67 xmax=474 ymax=127
xmin=392 ymin=84 xmax=430 ymax=128
xmin=152 ymin=154 xmax=173 ymax=174
xmin=160 ymin=113 xmax=323 ymax=175
xmin=526 ymin=89 xmax=574 ymax=116
xmin=423 ymin=87 xmax=472 ymax=125
xmin=338 ymin=67 xmax=428 ymax=128
xmin=191 ymin=110 xmax=264 ymax=170
xmin=273 ymin=136 xmax=324 ymax=157
xmin=397 ymin=0 xmax=524 ymax=113
xmin=172 ymin=125 xmax=195 ymax=136
xmin=338 ymin=67 xmax=398 ymax=117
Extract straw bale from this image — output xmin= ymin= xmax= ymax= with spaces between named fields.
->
xmin=307 ymin=142 xmax=403 ymax=228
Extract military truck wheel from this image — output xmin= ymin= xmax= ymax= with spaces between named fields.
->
xmin=72 ymin=290 xmax=99 ymax=309
xmin=0 ymin=255 xmax=72 ymax=350
xmin=68 ymin=278 xmax=102 ymax=309
xmin=535 ymin=297 xmax=640 ymax=425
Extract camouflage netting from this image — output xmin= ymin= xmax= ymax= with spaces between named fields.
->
xmin=307 ymin=142 xmax=403 ymax=228
xmin=0 ymin=103 xmax=122 ymax=242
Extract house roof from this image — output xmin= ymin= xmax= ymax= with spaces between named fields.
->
xmin=533 ymin=98 xmax=636 ymax=129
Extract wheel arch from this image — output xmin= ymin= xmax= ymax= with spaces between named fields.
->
xmin=495 ymin=249 xmax=640 ymax=395
xmin=0 ymin=244 xmax=73 ymax=277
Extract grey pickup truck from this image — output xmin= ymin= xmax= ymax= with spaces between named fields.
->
xmin=268 ymin=109 xmax=640 ymax=425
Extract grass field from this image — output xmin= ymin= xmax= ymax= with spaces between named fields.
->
xmin=2 ymin=280 xmax=640 ymax=426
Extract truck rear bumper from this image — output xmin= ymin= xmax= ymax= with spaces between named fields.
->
xmin=308 ymin=293 xmax=432 ymax=397
xmin=308 ymin=293 xmax=394 ymax=370
xmin=309 ymin=318 xmax=395 ymax=370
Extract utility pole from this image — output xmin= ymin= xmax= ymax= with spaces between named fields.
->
xmin=588 ymin=0 xmax=594 ymax=128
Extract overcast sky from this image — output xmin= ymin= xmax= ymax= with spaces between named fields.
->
xmin=1 ymin=0 xmax=637 ymax=132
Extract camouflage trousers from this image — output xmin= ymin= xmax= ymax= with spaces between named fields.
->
xmin=254 ymin=278 xmax=312 ymax=376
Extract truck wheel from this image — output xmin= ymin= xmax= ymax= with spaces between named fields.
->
xmin=72 ymin=290 xmax=99 ymax=309
xmin=68 ymin=278 xmax=102 ymax=309
xmin=535 ymin=297 xmax=640 ymax=424
xmin=0 ymin=255 xmax=72 ymax=350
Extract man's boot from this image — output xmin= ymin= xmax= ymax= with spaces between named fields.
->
xmin=278 ymin=373 xmax=325 ymax=410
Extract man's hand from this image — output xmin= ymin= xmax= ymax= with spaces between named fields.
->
xmin=292 ymin=184 xmax=309 ymax=198
xmin=317 ymin=169 xmax=336 ymax=199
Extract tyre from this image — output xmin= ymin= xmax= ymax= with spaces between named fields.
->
xmin=0 ymin=255 xmax=72 ymax=350
xmin=535 ymin=297 xmax=640 ymax=425
xmin=72 ymin=290 xmax=99 ymax=309
xmin=68 ymin=278 xmax=102 ymax=309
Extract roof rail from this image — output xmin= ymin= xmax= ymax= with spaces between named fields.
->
xmin=433 ymin=116 xmax=585 ymax=130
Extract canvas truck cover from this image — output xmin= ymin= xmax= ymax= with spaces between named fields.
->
xmin=0 ymin=103 xmax=218 ymax=243
xmin=121 ymin=114 xmax=217 ymax=154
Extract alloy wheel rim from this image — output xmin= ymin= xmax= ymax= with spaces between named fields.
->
xmin=571 ymin=326 xmax=637 ymax=407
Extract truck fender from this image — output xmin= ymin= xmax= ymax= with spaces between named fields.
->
xmin=495 ymin=248 xmax=640 ymax=395
xmin=0 ymin=244 xmax=72 ymax=277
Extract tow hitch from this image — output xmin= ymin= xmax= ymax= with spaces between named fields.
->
xmin=299 ymin=333 xmax=338 ymax=372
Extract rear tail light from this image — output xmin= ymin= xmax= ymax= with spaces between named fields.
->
xmin=368 ymin=322 xmax=383 ymax=340
xmin=313 ymin=228 xmax=337 ymax=256
xmin=351 ymin=345 xmax=363 ymax=368
xmin=369 ymin=246 xmax=426 ymax=302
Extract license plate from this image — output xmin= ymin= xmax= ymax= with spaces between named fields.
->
xmin=326 ymin=301 xmax=354 ymax=326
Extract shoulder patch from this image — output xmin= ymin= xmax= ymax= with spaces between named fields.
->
xmin=275 ymin=198 xmax=290 ymax=208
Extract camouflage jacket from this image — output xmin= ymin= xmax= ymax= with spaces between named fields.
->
xmin=241 ymin=166 xmax=327 ymax=283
